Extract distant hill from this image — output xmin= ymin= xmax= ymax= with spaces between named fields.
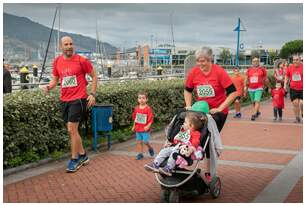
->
xmin=3 ymin=13 xmax=117 ymax=62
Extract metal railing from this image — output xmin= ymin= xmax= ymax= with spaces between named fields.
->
xmin=11 ymin=73 xmax=185 ymax=91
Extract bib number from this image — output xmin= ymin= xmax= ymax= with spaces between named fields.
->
xmin=135 ymin=113 xmax=147 ymax=124
xmin=292 ymin=73 xmax=301 ymax=81
xmin=197 ymin=85 xmax=215 ymax=98
xmin=174 ymin=129 xmax=191 ymax=143
xmin=250 ymin=76 xmax=258 ymax=83
xmin=62 ymin=75 xmax=78 ymax=88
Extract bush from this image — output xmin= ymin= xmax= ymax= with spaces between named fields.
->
xmin=4 ymin=90 xmax=69 ymax=169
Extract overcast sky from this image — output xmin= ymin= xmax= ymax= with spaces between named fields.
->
xmin=4 ymin=3 xmax=303 ymax=50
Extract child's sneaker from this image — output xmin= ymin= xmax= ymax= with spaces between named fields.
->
xmin=294 ymin=117 xmax=301 ymax=123
xmin=278 ymin=117 xmax=282 ymax=122
xmin=144 ymin=162 xmax=159 ymax=172
xmin=256 ymin=111 xmax=261 ymax=117
xmin=159 ymin=165 xmax=172 ymax=176
xmin=233 ymin=113 xmax=240 ymax=118
xmin=136 ymin=153 xmax=144 ymax=160
xmin=148 ymin=148 xmax=155 ymax=157
xmin=66 ymin=158 xmax=81 ymax=173
xmin=251 ymin=115 xmax=256 ymax=121
xmin=273 ymin=117 xmax=277 ymax=121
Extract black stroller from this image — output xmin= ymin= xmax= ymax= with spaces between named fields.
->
xmin=155 ymin=109 xmax=221 ymax=203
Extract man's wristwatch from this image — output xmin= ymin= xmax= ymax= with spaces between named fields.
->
xmin=90 ymin=92 xmax=96 ymax=98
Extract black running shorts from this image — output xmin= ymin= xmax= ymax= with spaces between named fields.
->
xmin=290 ymin=88 xmax=303 ymax=101
xmin=61 ymin=98 xmax=87 ymax=123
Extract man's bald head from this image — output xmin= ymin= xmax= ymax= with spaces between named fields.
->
xmin=60 ymin=36 xmax=74 ymax=58
xmin=61 ymin=36 xmax=73 ymax=45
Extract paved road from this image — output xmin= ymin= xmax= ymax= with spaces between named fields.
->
xmin=3 ymin=98 xmax=303 ymax=203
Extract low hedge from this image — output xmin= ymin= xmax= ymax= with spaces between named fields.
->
xmin=3 ymin=79 xmax=185 ymax=169
xmin=4 ymin=75 xmax=274 ymax=169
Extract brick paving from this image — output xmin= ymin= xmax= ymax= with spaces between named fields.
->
xmin=3 ymin=98 xmax=303 ymax=203
xmin=285 ymin=177 xmax=303 ymax=203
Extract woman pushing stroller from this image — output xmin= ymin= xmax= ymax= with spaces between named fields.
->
xmin=184 ymin=46 xmax=237 ymax=181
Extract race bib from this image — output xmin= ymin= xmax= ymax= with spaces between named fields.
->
xmin=292 ymin=73 xmax=301 ymax=81
xmin=62 ymin=75 xmax=78 ymax=88
xmin=135 ymin=113 xmax=147 ymax=124
xmin=250 ymin=76 xmax=258 ymax=83
xmin=197 ymin=85 xmax=215 ymax=98
xmin=174 ymin=129 xmax=191 ymax=143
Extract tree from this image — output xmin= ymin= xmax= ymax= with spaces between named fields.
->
xmin=219 ymin=48 xmax=231 ymax=65
xmin=279 ymin=40 xmax=303 ymax=59
xmin=268 ymin=50 xmax=277 ymax=65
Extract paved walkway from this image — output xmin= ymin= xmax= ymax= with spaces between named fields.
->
xmin=3 ymin=98 xmax=303 ymax=203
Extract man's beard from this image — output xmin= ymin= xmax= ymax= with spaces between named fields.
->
xmin=64 ymin=50 xmax=73 ymax=57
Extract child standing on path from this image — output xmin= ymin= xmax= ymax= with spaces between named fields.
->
xmin=231 ymin=67 xmax=245 ymax=118
xmin=271 ymin=82 xmax=286 ymax=121
xmin=132 ymin=91 xmax=155 ymax=160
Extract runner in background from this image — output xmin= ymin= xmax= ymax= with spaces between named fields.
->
xmin=231 ymin=67 xmax=245 ymax=118
xmin=284 ymin=54 xmax=303 ymax=123
xmin=244 ymin=57 xmax=269 ymax=121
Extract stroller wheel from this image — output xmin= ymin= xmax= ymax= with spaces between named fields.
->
xmin=160 ymin=188 xmax=170 ymax=203
xmin=210 ymin=176 xmax=221 ymax=199
xmin=169 ymin=190 xmax=180 ymax=203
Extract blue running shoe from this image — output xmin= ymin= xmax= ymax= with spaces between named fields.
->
xmin=136 ymin=153 xmax=144 ymax=160
xmin=148 ymin=148 xmax=155 ymax=157
xmin=66 ymin=158 xmax=81 ymax=173
xmin=78 ymin=154 xmax=90 ymax=166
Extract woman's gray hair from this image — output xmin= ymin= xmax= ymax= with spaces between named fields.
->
xmin=195 ymin=46 xmax=213 ymax=61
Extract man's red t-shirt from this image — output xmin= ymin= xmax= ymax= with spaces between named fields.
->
xmin=271 ymin=88 xmax=285 ymax=109
xmin=286 ymin=64 xmax=303 ymax=91
xmin=185 ymin=64 xmax=233 ymax=114
xmin=132 ymin=105 xmax=154 ymax=132
xmin=246 ymin=67 xmax=267 ymax=89
xmin=52 ymin=54 xmax=93 ymax=102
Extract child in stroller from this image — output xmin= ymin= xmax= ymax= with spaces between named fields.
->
xmin=145 ymin=101 xmax=223 ymax=202
xmin=144 ymin=111 xmax=205 ymax=176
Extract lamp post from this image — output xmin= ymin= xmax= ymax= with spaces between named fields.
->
xmin=234 ymin=18 xmax=246 ymax=67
